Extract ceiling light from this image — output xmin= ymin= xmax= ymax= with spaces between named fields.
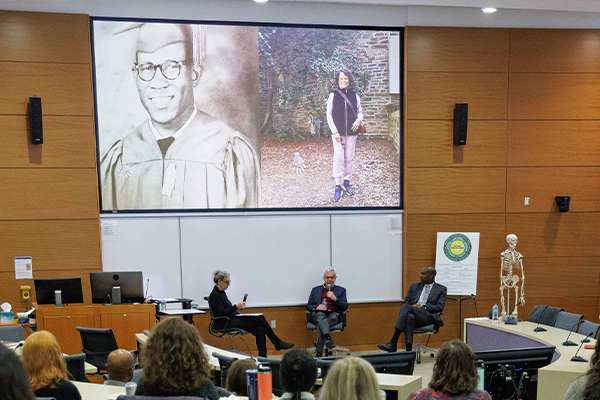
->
xmin=254 ymin=0 xmax=269 ymax=2
xmin=482 ymin=7 xmax=497 ymax=13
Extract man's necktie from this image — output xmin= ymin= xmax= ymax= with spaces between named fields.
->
xmin=419 ymin=284 xmax=431 ymax=306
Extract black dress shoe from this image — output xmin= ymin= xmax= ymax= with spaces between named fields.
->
xmin=316 ymin=352 xmax=323 ymax=358
xmin=325 ymin=337 xmax=335 ymax=349
xmin=377 ymin=342 xmax=397 ymax=353
xmin=275 ymin=340 xmax=294 ymax=350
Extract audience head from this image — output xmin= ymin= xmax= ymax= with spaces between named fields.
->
xmin=429 ymin=339 xmax=479 ymax=396
xmin=213 ymin=270 xmax=230 ymax=285
xmin=225 ymin=358 xmax=257 ymax=396
xmin=280 ymin=349 xmax=318 ymax=400
xmin=319 ymin=356 xmax=379 ymax=400
xmin=0 ymin=344 xmax=36 ymax=400
xmin=583 ymin=337 xmax=600 ymax=399
xmin=21 ymin=330 xmax=67 ymax=391
xmin=106 ymin=349 xmax=135 ymax=383
xmin=141 ymin=317 xmax=211 ymax=395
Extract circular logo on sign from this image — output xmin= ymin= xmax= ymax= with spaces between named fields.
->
xmin=443 ymin=234 xmax=472 ymax=262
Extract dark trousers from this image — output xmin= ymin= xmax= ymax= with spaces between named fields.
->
xmin=228 ymin=315 xmax=279 ymax=357
xmin=394 ymin=303 xmax=435 ymax=346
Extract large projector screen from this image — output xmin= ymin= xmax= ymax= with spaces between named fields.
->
xmin=92 ymin=18 xmax=402 ymax=212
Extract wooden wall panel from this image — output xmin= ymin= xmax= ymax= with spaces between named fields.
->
xmin=0 ymin=62 xmax=93 ymax=116
xmin=509 ymin=74 xmax=600 ymax=120
xmin=407 ymin=120 xmax=507 ymax=167
xmin=407 ymin=72 xmax=508 ymax=120
xmin=0 ymin=169 xmax=99 ymax=220
xmin=506 ymin=213 xmax=600 ymax=257
xmin=0 ymin=116 xmax=97 ymax=168
xmin=0 ymin=220 xmax=101 ymax=272
xmin=506 ymin=167 xmax=600 ymax=213
xmin=0 ymin=11 xmax=91 ymax=63
xmin=407 ymin=27 xmax=509 ymax=73
xmin=510 ymin=29 xmax=600 ymax=73
xmin=507 ymin=121 xmax=600 ymax=167
xmin=406 ymin=168 xmax=506 ymax=214
xmin=406 ymin=214 xmax=506 ymax=260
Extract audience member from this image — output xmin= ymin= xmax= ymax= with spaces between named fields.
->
xmin=0 ymin=343 xmax=35 ymax=400
xmin=564 ymin=337 xmax=600 ymax=400
xmin=280 ymin=349 xmax=318 ymax=400
xmin=407 ymin=339 xmax=492 ymax=400
xmin=319 ymin=356 xmax=379 ymax=400
xmin=21 ymin=331 xmax=82 ymax=400
xmin=104 ymin=349 xmax=134 ymax=386
xmin=136 ymin=317 xmax=219 ymax=399
xmin=225 ymin=358 xmax=258 ymax=396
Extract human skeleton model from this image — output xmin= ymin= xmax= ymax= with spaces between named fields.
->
xmin=500 ymin=234 xmax=525 ymax=319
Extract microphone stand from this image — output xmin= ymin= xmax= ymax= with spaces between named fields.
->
xmin=562 ymin=322 xmax=580 ymax=346
xmin=533 ymin=306 xmax=549 ymax=332
xmin=503 ymin=301 xmax=522 ymax=325
xmin=572 ymin=332 xmax=595 ymax=362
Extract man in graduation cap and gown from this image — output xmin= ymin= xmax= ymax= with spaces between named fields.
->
xmin=101 ymin=23 xmax=260 ymax=210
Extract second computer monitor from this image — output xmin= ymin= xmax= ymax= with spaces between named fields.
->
xmin=90 ymin=271 xmax=144 ymax=304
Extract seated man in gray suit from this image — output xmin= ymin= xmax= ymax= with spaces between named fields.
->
xmin=307 ymin=267 xmax=348 ymax=357
xmin=378 ymin=265 xmax=446 ymax=352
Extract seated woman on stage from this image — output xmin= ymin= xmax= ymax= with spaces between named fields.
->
xmin=21 ymin=331 xmax=82 ymax=400
xmin=280 ymin=349 xmax=318 ymax=400
xmin=319 ymin=356 xmax=379 ymax=400
xmin=208 ymin=269 xmax=294 ymax=357
xmin=136 ymin=317 xmax=219 ymax=399
xmin=407 ymin=339 xmax=492 ymax=400
xmin=0 ymin=343 xmax=35 ymax=400
xmin=564 ymin=337 xmax=600 ymax=400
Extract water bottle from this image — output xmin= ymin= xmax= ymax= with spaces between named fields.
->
xmin=160 ymin=298 xmax=166 ymax=311
xmin=492 ymin=303 xmax=499 ymax=323
xmin=322 ymin=298 xmax=327 ymax=307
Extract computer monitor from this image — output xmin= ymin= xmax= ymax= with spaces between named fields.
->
xmin=34 ymin=278 xmax=84 ymax=305
xmin=319 ymin=351 xmax=416 ymax=380
xmin=89 ymin=271 xmax=144 ymax=304
xmin=474 ymin=345 xmax=556 ymax=400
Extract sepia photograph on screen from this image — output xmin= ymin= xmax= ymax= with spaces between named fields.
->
xmin=92 ymin=19 xmax=401 ymax=212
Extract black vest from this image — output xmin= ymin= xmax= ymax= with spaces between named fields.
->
xmin=330 ymin=88 xmax=359 ymax=136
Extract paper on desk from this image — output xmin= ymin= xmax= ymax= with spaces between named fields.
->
xmin=15 ymin=257 xmax=33 ymax=279
xmin=238 ymin=313 xmax=263 ymax=317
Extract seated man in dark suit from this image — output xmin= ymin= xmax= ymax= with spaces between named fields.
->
xmin=378 ymin=265 xmax=446 ymax=352
xmin=307 ymin=267 xmax=348 ymax=357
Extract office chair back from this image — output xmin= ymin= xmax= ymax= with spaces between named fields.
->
xmin=528 ymin=305 xmax=564 ymax=326
xmin=256 ymin=356 xmax=283 ymax=396
xmin=579 ymin=320 xmax=600 ymax=340
xmin=0 ymin=325 xmax=25 ymax=342
xmin=212 ymin=351 xmax=239 ymax=387
xmin=64 ymin=353 xmax=89 ymax=382
xmin=554 ymin=311 xmax=584 ymax=332
xmin=204 ymin=297 xmax=248 ymax=350
xmin=76 ymin=326 xmax=119 ymax=372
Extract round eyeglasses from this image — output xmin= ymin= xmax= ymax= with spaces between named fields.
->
xmin=132 ymin=60 xmax=186 ymax=82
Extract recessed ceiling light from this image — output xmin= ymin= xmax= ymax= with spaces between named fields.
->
xmin=254 ymin=0 xmax=269 ymax=2
xmin=482 ymin=7 xmax=497 ymax=13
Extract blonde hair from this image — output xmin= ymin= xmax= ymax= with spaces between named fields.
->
xmin=21 ymin=331 xmax=67 ymax=390
xmin=319 ymin=357 xmax=379 ymax=400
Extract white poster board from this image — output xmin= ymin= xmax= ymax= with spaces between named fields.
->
xmin=434 ymin=232 xmax=480 ymax=296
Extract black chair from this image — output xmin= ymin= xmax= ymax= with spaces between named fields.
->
xmin=256 ymin=356 xmax=283 ymax=396
xmin=413 ymin=322 xmax=439 ymax=364
xmin=204 ymin=297 xmax=249 ymax=351
xmin=212 ymin=351 xmax=239 ymax=388
xmin=64 ymin=353 xmax=90 ymax=382
xmin=0 ymin=325 xmax=25 ymax=342
xmin=75 ymin=326 xmax=119 ymax=373
xmin=306 ymin=310 xmax=349 ymax=356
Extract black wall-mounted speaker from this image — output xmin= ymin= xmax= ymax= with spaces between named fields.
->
xmin=29 ymin=96 xmax=43 ymax=144
xmin=453 ymin=103 xmax=468 ymax=146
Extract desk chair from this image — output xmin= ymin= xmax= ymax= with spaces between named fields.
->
xmin=76 ymin=326 xmax=119 ymax=374
xmin=0 ymin=325 xmax=25 ymax=342
xmin=306 ymin=310 xmax=349 ymax=356
xmin=413 ymin=323 xmax=439 ymax=364
xmin=204 ymin=297 xmax=249 ymax=351
xmin=579 ymin=320 xmax=600 ymax=340
xmin=528 ymin=305 xmax=564 ymax=326
xmin=554 ymin=311 xmax=584 ymax=332
xmin=63 ymin=353 xmax=89 ymax=382
xmin=256 ymin=356 xmax=283 ymax=396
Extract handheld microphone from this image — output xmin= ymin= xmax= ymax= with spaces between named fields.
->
xmin=571 ymin=332 xmax=594 ymax=362
xmin=327 ymin=284 xmax=332 ymax=292
xmin=533 ymin=306 xmax=549 ymax=332
xmin=243 ymin=293 xmax=248 ymax=302
xmin=562 ymin=322 xmax=580 ymax=346
xmin=12 ymin=340 xmax=25 ymax=352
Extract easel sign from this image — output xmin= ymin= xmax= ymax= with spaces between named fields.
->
xmin=434 ymin=232 xmax=480 ymax=296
